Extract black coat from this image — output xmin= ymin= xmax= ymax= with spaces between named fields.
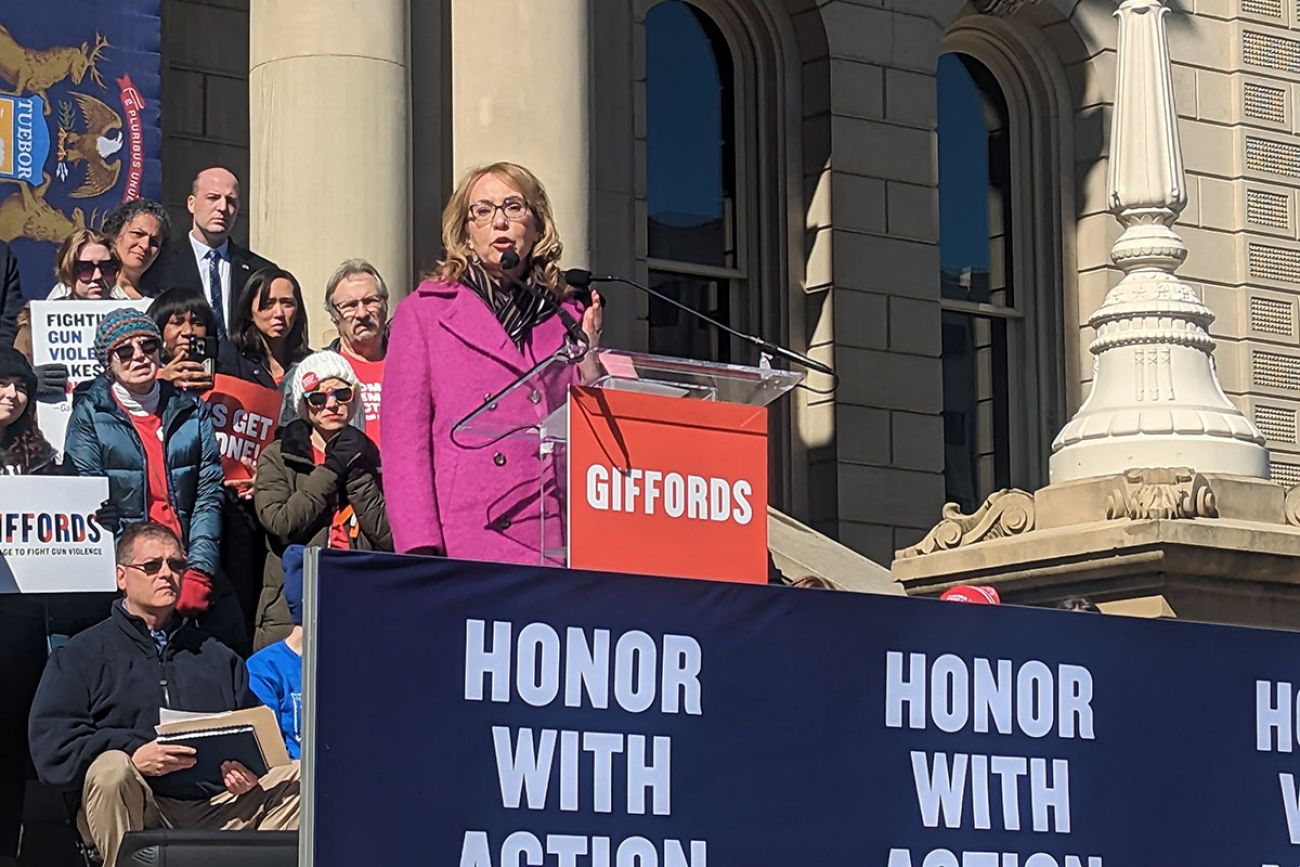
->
xmin=28 ymin=601 xmax=258 ymax=799
xmin=141 ymin=236 xmax=275 ymax=302
xmin=216 ymin=339 xmax=278 ymax=390
xmin=0 ymin=241 xmax=23 ymax=348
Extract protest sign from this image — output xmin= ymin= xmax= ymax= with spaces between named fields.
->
xmin=204 ymin=374 xmax=283 ymax=480
xmin=30 ymin=299 xmax=152 ymax=384
xmin=30 ymin=298 xmax=152 ymax=458
xmin=306 ymin=551 xmax=1300 ymax=867
xmin=0 ymin=476 xmax=113 ymax=593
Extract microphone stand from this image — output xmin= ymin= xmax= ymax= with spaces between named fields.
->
xmin=564 ymin=269 xmax=837 ymax=384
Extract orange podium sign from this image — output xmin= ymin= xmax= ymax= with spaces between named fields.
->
xmin=566 ymin=385 xmax=768 ymax=583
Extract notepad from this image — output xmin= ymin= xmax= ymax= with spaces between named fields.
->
xmin=154 ymin=705 xmax=291 ymax=788
xmin=157 ymin=725 xmax=269 ymax=786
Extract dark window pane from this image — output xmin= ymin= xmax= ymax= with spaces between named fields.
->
xmin=647 ymin=270 xmax=732 ymax=363
xmin=941 ymin=310 xmax=1010 ymax=514
xmin=937 ymin=53 xmax=1012 ymax=307
xmin=645 ymin=1 xmax=735 ymax=267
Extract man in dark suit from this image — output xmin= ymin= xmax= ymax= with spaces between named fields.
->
xmin=142 ymin=167 xmax=275 ymax=337
xmin=0 ymin=240 xmax=24 ymax=349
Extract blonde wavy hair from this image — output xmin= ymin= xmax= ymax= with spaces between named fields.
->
xmin=433 ymin=162 xmax=567 ymax=298
xmin=54 ymin=228 xmax=117 ymax=288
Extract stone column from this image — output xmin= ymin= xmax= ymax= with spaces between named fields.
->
xmin=1049 ymin=0 xmax=1267 ymax=482
xmin=449 ymin=0 xmax=591 ymax=269
xmin=249 ymin=0 xmax=411 ymax=346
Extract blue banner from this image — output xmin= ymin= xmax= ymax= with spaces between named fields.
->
xmin=310 ymin=550 xmax=1300 ymax=866
xmin=0 ymin=4 xmax=161 ymax=297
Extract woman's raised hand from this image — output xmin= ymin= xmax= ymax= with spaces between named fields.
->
xmin=582 ymin=289 xmax=604 ymax=348
xmin=158 ymin=345 xmax=213 ymax=393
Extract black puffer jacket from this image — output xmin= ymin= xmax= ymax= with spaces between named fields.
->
xmin=28 ymin=601 xmax=259 ymax=799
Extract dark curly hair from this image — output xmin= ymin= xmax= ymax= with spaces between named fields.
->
xmin=102 ymin=198 xmax=172 ymax=244
xmin=0 ymin=415 xmax=57 ymax=474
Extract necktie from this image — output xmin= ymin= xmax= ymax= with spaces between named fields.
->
xmin=206 ymin=249 xmax=228 ymax=339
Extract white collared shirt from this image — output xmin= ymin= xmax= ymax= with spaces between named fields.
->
xmin=188 ymin=233 xmax=232 ymax=329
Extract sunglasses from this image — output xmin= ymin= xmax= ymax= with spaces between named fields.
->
xmin=111 ymin=337 xmax=161 ymax=362
xmin=122 ymin=557 xmax=188 ymax=576
xmin=75 ymin=259 xmax=120 ymax=281
xmin=304 ymin=386 xmax=355 ymax=409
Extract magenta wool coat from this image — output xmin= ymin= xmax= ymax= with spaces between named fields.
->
xmin=380 ymin=278 xmax=584 ymax=564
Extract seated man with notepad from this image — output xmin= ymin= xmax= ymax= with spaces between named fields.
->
xmin=28 ymin=522 xmax=299 ymax=867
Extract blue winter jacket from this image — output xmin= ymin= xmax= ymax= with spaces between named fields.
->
xmin=63 ymin=377 xmax=224 ymax=576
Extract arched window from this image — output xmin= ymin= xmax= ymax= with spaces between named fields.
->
xmin=638 ymin=0 xmax=802 ymax=511
xmin=644 ymin=0 xmax=742 ymax=362
xmin=938 ymin=53 xmax=1017 ymax=513
xmin=935 ymin=17 xmax=1077 ymax=514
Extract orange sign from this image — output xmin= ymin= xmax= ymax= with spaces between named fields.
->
xmin=566 ymin=386 xmax=768 ymax=583
xmin=204 ymin=374 xmax=283 ymax=480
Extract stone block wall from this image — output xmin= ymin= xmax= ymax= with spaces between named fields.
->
xmin=805 ymin=1 xmax=948 ymax=563
xmin=159 ymin=0 xmax=251 ymax=244
xmin=1227 ymin=0 xmax=1300 ymax=485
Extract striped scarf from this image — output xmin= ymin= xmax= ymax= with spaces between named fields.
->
xmin=462 ymin=260 xmax=554 ymax=349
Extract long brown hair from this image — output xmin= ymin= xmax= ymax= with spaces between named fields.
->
xmin=0 ymin=421 xmax=56 ymax=474
xmin=433 ymin=162 xmax=567 ymax=297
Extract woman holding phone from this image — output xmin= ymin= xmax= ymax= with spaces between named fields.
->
xmin=148 ymin=287 xmax=221 ymax=393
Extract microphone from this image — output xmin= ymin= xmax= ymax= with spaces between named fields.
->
xmin=500 ymin=250 xmax=588 ymax=352
xmin=563 ymin=268 xmax=836 ymax=379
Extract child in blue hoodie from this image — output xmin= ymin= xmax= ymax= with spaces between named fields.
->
xmin=247 ymin=545 xmax=304 ymax=759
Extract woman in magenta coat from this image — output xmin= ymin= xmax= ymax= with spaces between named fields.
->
xmin=381 ymin=162 xmax=602 ymax=564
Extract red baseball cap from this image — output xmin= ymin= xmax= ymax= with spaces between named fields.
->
xmin=940 ymin=585 xmax=1002 ymax=605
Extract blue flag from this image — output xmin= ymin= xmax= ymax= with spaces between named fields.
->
xmin=0 ymin=4 xmax=161 ymax=296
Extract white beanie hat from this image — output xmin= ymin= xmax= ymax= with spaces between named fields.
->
xmin=290 ymin=350 xmax=359 ymax=419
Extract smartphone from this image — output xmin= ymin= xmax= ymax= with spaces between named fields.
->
xmin=189 ymin=335 xmax=219 ymax=376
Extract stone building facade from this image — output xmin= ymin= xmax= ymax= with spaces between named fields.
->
xmin=158 ymin=0 xmax=1294 ymax=572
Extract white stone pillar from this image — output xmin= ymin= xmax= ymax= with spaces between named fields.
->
xmin=249 ymin=0 xmax=411 ymax=346
xmin=449 ymin=0 xmax=591 ymax=269
xmin=1050 ymin=0 xmax=1267 ymax=482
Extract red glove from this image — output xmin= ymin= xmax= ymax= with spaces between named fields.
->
xmin=177 ymin=568 xmax=214 ymax=617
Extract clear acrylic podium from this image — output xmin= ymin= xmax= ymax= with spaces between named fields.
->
xmin=453 ymin=348 xmax=803 ymax=566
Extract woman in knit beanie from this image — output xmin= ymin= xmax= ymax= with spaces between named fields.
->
xmin=251 ymin=351 xmax=390 ymax=648
xmin=62 ymin=308 xmax=247 ymax=651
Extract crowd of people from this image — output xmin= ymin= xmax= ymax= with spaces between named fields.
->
xmin=0 ymin=160 xmax=602 ymax=866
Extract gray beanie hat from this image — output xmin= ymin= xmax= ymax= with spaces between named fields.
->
xmin=289 ymin=350 xmax=359 ymax=418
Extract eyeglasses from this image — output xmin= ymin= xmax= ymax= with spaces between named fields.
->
xmin=122 ymin=557 xmax=188 ymax=575
xmin=110 ymin=337 xmax=161 ymax=362
xmin=304 ymin=386 xmax=355 ymax=409
xmin=75 ymin=259 xmax=119 ymax=281
xmin=467 ymin=198 xmax=530 ymax=226
xmin=332 ymin=296 xmax=386 ymax=317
